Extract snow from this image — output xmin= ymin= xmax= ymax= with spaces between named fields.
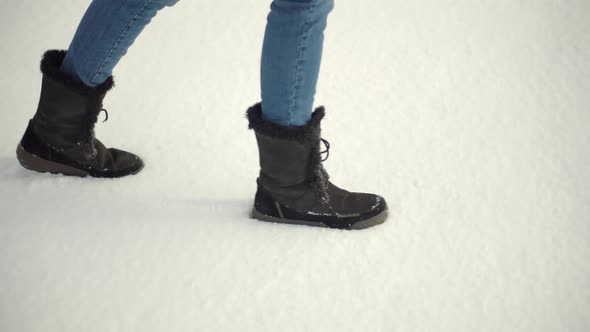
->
xmin=1 ymin=0 xmax=589 ymax=331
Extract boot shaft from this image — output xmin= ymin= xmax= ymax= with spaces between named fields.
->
xmin=31 ymin=50 xmax=113 ymax=148
xmin=247 ymin=103 xmax=326 ymax=188
xmin=247 ymin=102 xmax=331 ymax=206
xmin=32 ymin=75 xmax=101 ymax=146
xmin=254 ymin=131 xmax=312 ymax=188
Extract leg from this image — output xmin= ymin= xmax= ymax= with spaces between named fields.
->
xmin=16 ymin=0 xmax=178 ymax=178
xmin=260 ymin=0 xmax=334 ymax=127
xmin=246 ymin=0 xmax=388 ymax=229
xmin=60 ymin=0 xmax=178 ymax=87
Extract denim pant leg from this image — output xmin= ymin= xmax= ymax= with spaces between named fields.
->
xmin=60 ymin=0 xmax=178 ymax=87
xmin=260 ymin=0 xmax=334 ymax=127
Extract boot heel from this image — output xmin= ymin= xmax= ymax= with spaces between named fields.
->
xmin=16 ymin=144 xmax=89 ymax=177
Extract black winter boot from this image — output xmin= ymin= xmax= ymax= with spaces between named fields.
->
xmin=16 ymin=50 xmax=143 ymax=178
xmin=246 ymin=103 xmax=388 ymax=230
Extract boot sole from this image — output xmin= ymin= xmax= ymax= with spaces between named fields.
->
xmin=17 ymin=144 xmax=144 ymax=178
xmin=17 ymin=144 xmax=90 ymax=177
xmin=250 ymin=207 xmax=388 ymax=230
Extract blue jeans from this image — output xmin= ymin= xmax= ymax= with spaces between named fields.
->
xmin=60 ymin=0 xmax=334 ymax=127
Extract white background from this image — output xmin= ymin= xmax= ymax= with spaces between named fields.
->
xmin=1 ymin=1 xmax=589 ymax=331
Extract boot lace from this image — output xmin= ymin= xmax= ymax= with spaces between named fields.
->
xmin=99 ymin=108 xmax=109 ymax=123
xmin=83 ymin=107 xmax=108 ymax=140
xmin=309 ymin=138 xmax=331 ymax=204
xmin=320 ymin=138 xmax=330 ymax=162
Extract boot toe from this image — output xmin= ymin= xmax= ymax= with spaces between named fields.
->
xmin=340 ymin=193 xmax=388 ymax=229
xmin=359 ymin=193 xmax=387 ymax=217
xmin=106 ymin=148 xmax=144 ymax=177
xmin=329 ymin=184 xmax=388 ymax=220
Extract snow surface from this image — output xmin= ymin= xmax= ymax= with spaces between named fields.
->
xmin=1 ymin=1 xmax=589 ymax=331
